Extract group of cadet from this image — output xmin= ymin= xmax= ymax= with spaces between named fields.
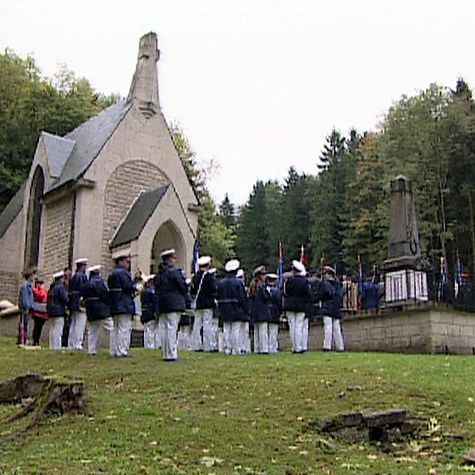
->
xmin=18 ymin=247 xmax=345 ymax=360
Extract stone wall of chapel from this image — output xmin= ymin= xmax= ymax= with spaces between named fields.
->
xmin=101 ymin=160 xmax=168 ymax=274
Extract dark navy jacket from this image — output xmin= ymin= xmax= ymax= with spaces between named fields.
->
xmin=321 ymin=278 xmax=343 ymax=319
xmin=217 ymin=274 xmax=249 ymax=322
xmin=268 ymin=286 xmax=282 ymax=324
xmin=141 ymin=288 xmax=157 ymax=323
xmin=47 ymin=281 xmax=69 ymax=318
xmin=361 ymin=282 xmax=380 ymax=310
xmin=83 ymin=275 xmax=110 ymax=321
xmin=282 ymin=275 xmax=312 ymax=313
xmin=108 ymin=266 xmax=135 ymax=316
xmin=192 ymin=271 xmax=217 ymax=310
xmin=250 ymin=283 xmax=271 ymax=323
xmin=155 ymin=262 xmax=187 ymax=314
xmin=68 ymin=270 xmax=88 ymax=312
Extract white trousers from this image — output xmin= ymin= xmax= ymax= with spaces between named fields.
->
xmin=88 ymin=317 xmax=114 ymax=355
xmin=193 ymin=308 xmax=216 ymax=352
xmin=323 ymin=316 xmax=345 ymax=351
xmin=192 ymin=310 xmax=203 ymax=351
xmin=287 ymin=311 xmax=306 ymax=352
xmin=159 ymin=312 xmax=180 ymax=360
xmin=68 ymin=310 xmax=87 ymax=350
xmin=49 ymin=317 xmax=64 ymax=351
xmin=242 ymin=322 xmax=251 ymax=353
xmin=303 ymin=318 xmax=309 ymax=351
xmin=268 ymin=323 xmax=279 ymax=353
xmin=223 ymin=321 xmax=245 ymax=355
xmin=144 ymin=320 xmax=160 ymax=349
xmin=113 ymin=314 xmax=132 ymax=357
xmin=254 ymin=322 xmax=269 ymax=353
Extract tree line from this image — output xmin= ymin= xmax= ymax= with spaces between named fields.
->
xmin=1 ymin=50 xmax=474 ymax=280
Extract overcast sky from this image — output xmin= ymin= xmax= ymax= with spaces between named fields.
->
xmin=2 ymin=0 xmax=475 ymax=205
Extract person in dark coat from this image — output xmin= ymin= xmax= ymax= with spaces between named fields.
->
xmin=108 ymin=252 xmax=135 ymax=357
xmin=155 ymin=248 xmax=187 ymax=361
xmin=217 ymin=259 xmax=249 ymax=355
xmin=83 ymin=265 xmax=114 ymax=355
xmin=141 ymin=275 xmax=159 ymax=349
xmin=321 ymin=266 xmax=345 ymax=351
xmin=266 ymin=273 xmax=282 ymax=353
xmin=18 ymin=270 xmax=35 ymax=345
xmin=47 ymin=271 xmax=69 ymax=350
xmin=31 ymin=278 xmax=48 ymax=346
xmin=191 ymin=256 xmax=218 ymax=352
xmin=283 ymin=260 xmax=311 ymax=353
xmin=68 ymin=258 xmax=88 ymax=351
xmin=249 ymin=265 xmax=271 ymax=354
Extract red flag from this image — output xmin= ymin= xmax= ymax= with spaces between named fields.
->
xmin=300 ymin=244 xmax=308 ymax=268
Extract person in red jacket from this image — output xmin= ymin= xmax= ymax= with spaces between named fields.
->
xmin=32 ymin=278 xmax=48 ymax=346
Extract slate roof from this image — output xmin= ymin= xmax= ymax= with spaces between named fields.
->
xmin=42 ymin=132 xmax=75 ymax=178
xmin=110 ymin=183 xmax=171 ymax=248
xmin=0 ymin=182 xmax=26 ymax=238
xmin=48 ymin=99 xmax=132 ymax=192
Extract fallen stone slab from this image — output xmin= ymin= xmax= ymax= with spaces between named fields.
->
xmin=462 ymin=449 xmax=475 ymax=465
xmin=365 ymin=408 xmax=407 ymax=428
xmin=320 ymin=412 xmax=364 ymax=432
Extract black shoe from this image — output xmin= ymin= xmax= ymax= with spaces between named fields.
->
xmin=163 ymin=358 xmax=177 ymax=362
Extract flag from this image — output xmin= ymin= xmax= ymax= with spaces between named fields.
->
xmin=456 ymin=255 xmax=463 ymax=287
xmin=300 ymin=244 xmax=308 ymax=268
xmin=277 ymin=241 xmax=285 ymax=286
xmin=192 ymin=240 xmax=200 ymax=274
xmin=357 ymin=255 xmax=364 ymax=310
xmin=438 ymin=256 xmax=447 ymax=302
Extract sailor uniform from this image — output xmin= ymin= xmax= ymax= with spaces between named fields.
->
xmin=321 ymin=278 xmax=344 ymax=351
xmin=47 ymin=279 xmax=69 ymax=351
xmin=108 ymin=266 xmax=135 ymax=357
xmin=68 ymin=269 xmax=88 ymax=351
xmin=83 ymin=274 xmax=114 ymax=355
xmin=155 ymin=261 xmax=187 ymax=360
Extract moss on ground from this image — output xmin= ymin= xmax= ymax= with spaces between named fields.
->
xmin=0 ymin=336 xmax=474 ymax=474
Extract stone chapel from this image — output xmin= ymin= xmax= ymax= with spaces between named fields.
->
xmin=0 ymin=32 xmax=199 ymax=301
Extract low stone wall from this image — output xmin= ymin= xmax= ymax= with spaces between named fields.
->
xmin=0 ymin=270 xmax=20 ymax=304
xmin=287 ymin=307 xmax=475 ymax=354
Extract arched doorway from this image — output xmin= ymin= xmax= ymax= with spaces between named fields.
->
xmin=24 ymin=166 xmax=45 ymax=270
xmin=150 ymin=220 xmax=186 ymax=272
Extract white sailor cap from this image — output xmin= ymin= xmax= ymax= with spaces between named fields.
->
xmin=323 ymin=265 xmax=336 ymax=276
xmin=160 ymin=248 xmax=176 ymax=258
xmin=236 ymin=269 xmax=245 ymax=278
xmin=267 ymin=273 xmax=279 ymax=280
xmin=225 ymin=259 xmax=240 ymax=273
xmin=198 ymin=255 xmax=212 ymax=267
xmin=112 ymin=250 xmax=131 ymax=260
xmin=87 ymin=265 xmax=101 ymax=273
xmin=144 ymin=274 xmax=155 ymax=282
xmin=292 ymin=260 xmax=306 ymax=274
xmin=53 ymin=271 xmax=64 ymax=279
xmin=208 ymin=267 xmax=217 ymax=274
xmin=75 ymin=258 xmax=88 ymax=265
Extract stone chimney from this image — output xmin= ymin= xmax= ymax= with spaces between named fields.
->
xmin=127 ymin=32 xmax=160 ymax=118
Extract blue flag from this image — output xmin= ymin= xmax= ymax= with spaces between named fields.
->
xmin=192 ymin=240 xmax=200 ymax=274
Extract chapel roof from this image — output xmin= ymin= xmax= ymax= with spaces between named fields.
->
xmin=41 ymin=132 xmax=75 ymax=178
xmin=0 ymin=182 xmax=26 ymax=238
xmin=110 ymin=183 xmax=171 ymax=248
xmin=48 ymin=99 xmax=132 ymax=192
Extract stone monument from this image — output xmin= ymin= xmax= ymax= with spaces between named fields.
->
xmin=383 ymin=175 xmax=428 ymax=306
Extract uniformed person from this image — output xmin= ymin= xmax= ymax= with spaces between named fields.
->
xmin=191 ymin=256 xmax=218 ymax=352
xmin=250 ymin=265 xmax=271 ymax=354
xmin=282 ymin=260 xmax=311 ymax=353
xmin=141 ymin=274 xmax=159 ymax=349
xmin=321 ymin=266 xmax=345 ymax=351
xmin=218 ymin=259 xmax=249 ymax=355
xmin=83 ymin=265 xmax=114 ymax=355
xmin=155 ymin=249 xmax=187 ymax=361
xmin=108 ymin=252 xmax=135 ymax=357
xmin=47 ymin=271 xmax=69 ymax=351
xmin=266 ymin=273 xmax=282 ymax=353
xmin=68 ymin=258 xmax=88 ymax=350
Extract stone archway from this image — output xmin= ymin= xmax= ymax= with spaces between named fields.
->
xmin=151 ymin=220 xmax=186 ymax=272
xmin=24 ymin=166 xmax=45 ymax=270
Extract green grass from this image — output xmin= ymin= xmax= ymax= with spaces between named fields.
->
xmin=1 ymin=336 xmax=475 ymax=474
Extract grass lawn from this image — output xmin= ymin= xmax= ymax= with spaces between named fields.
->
xmin=0 ymin=336 xmax=475 ymax=474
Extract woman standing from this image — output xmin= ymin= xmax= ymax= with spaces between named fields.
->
xmin=31 ymin=278 xmax=48 ymax=346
